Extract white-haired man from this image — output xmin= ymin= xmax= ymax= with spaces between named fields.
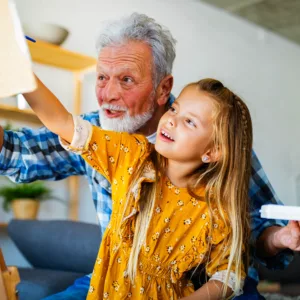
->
xmin=1 ymin=13 xmax=299 ymax=300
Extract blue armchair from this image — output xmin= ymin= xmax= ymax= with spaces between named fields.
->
xmin=7 ymin=219 xmax=101 ymax=300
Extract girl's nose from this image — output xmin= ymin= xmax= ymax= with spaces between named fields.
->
xmin=168 ymin=116 xmax=175 ymax=127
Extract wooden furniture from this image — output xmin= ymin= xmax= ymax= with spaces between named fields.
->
xmin=0 ymin=248 xmax=20 ymax=300
xmin=0 ymin=40 xmax=97 ymax=221
xmin=0 ymin=223 xmax=8 ymax=229
xmin=257 ymin=280 xmax=281 ymax=293
xmin=0 ymin=103 xmax=41 ymax=125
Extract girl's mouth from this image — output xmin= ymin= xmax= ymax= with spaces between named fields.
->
xmin=159 ymin=129 xmax=174 ymax=142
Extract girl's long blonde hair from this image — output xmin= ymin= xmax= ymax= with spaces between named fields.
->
xmin=124 ymin=78 xmax=252 ymax=296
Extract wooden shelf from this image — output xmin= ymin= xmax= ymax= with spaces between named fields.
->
xmin=27 ymin=40 xmax=97 ymax=73
xmin=0 ymin=104 xmax=41 ymax=125
xmin=0 ymin=223 xmax=7 ymax=229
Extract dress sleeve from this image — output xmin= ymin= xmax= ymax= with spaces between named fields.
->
xmin=205 ymin=212 xmax=246 ymax=296
xmin=59 ymin=115 xmax=150 ymax=183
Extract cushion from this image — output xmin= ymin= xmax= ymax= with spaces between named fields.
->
xmin=8 ymin=219 xmax=101 ymax=274
xmin=17 ymin=267 xmax=85 ymax=300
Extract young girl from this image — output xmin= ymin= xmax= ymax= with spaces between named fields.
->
xmin=24 ymin=78 xmax=252 ymax=299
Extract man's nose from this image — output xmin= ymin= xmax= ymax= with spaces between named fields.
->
xmin=103 ymin=79 xmax=121 ymax=103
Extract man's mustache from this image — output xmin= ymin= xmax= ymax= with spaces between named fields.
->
xmin=100 ymin=104 xmax=127 ymax=112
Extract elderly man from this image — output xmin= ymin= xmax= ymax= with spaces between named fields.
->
xmin=0 ymin=12 xmax=299 ymax=300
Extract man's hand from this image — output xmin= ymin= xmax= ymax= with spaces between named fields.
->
xmin=273 ymin=221 xmax=300 ymax=251
xmin=257 ymin=222 xmax=300 ymax=258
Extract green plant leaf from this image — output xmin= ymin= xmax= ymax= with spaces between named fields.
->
xmin=2 ymin=122 xmax=19 ymax=131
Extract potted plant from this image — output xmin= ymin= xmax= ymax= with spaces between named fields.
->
xmin=2 ymin=122 xmax=18 ymax=131
xmin=0 ymin=181 xmax=64 ymax=219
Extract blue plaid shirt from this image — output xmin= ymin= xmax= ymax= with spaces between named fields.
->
xmin=0 ymin=110 xmax=292 ymax=282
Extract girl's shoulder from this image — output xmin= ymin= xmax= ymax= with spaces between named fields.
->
xmin=92 ymin=127 xmax=150 ymax=149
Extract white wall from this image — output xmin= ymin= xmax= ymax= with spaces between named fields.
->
xmin=9 ymin=0 xmax=300 ymax=221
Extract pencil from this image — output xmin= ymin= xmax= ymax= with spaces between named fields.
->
xmin=25 ymin=35 xmax=36 ymax=43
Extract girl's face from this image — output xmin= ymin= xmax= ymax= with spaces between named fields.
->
xmin=155 ymin=85 xmax=215 ymax=166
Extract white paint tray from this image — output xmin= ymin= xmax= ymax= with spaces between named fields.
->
xmin=260 ymin=204 xmax=300 ymax=221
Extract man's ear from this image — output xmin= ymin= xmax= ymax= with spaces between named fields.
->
xmin=201 ymin=147 xmax=222 ymax=163
xmin=156 ymin=75 xmax=173 ymax=106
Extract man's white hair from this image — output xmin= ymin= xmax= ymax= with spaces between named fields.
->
xmin=96 ymin=12 xmax=177 ymax=88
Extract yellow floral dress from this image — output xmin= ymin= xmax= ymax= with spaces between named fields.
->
xmin=61 ymin=119 xmax=243 ymax=300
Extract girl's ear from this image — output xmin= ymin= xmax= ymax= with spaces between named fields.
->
xmin=201 ymin=147 xmax=222 ymax=163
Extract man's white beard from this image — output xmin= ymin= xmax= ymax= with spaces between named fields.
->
xmin=99 ymin=103 xmax=155 ymax=133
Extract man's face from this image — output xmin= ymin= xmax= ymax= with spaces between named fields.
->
xmin=95 ymin=41 xmax=156 ymax=133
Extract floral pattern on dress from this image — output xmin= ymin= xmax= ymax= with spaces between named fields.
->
xmin=76 ymin=127 xmax=243 ymax=300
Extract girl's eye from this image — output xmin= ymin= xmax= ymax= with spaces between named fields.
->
xmin=186 ymin=119 xmax=196 ymax=127
xmin=168 ymin=106 xmax=176 ymax=113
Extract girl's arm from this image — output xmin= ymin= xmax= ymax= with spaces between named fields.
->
xmin=181 ymin=281 xmax=232 ymax=300
xmin=184 ymin=211 xmax=243 ymax=300
xmin=23 ymin=75 xmax=74 ymax=143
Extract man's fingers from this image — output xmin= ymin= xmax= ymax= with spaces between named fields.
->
xmin=291 ymin=228 xmax=300 ymax=239
xmin=289 ymin=221 xmax=300 ymax=239
xmin=280 ymin=222 xmax=300 ymax=249
xmin=289 ymin=222 xmax=300 ymax=249
xmin=291 ymin=220 xmax=300 ymax=229
xmin=289 ymin=220 xmax=299 ymax=229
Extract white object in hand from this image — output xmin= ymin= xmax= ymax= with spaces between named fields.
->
xmin=260 ymin=204 xmax=300 ymax=221
xmin=0 ymin=0 xmax=36 ymax=98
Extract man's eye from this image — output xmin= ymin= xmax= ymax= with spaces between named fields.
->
xmin=98 ymin=75 xmax=105 ymax=81
xmin=123 ymin=77 xmax=133 ymax=83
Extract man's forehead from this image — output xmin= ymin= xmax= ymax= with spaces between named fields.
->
xmin=97 ymin=49 xmax=152 ymax=75
xmin=97 ymin=63 xmax=141 ymax=75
